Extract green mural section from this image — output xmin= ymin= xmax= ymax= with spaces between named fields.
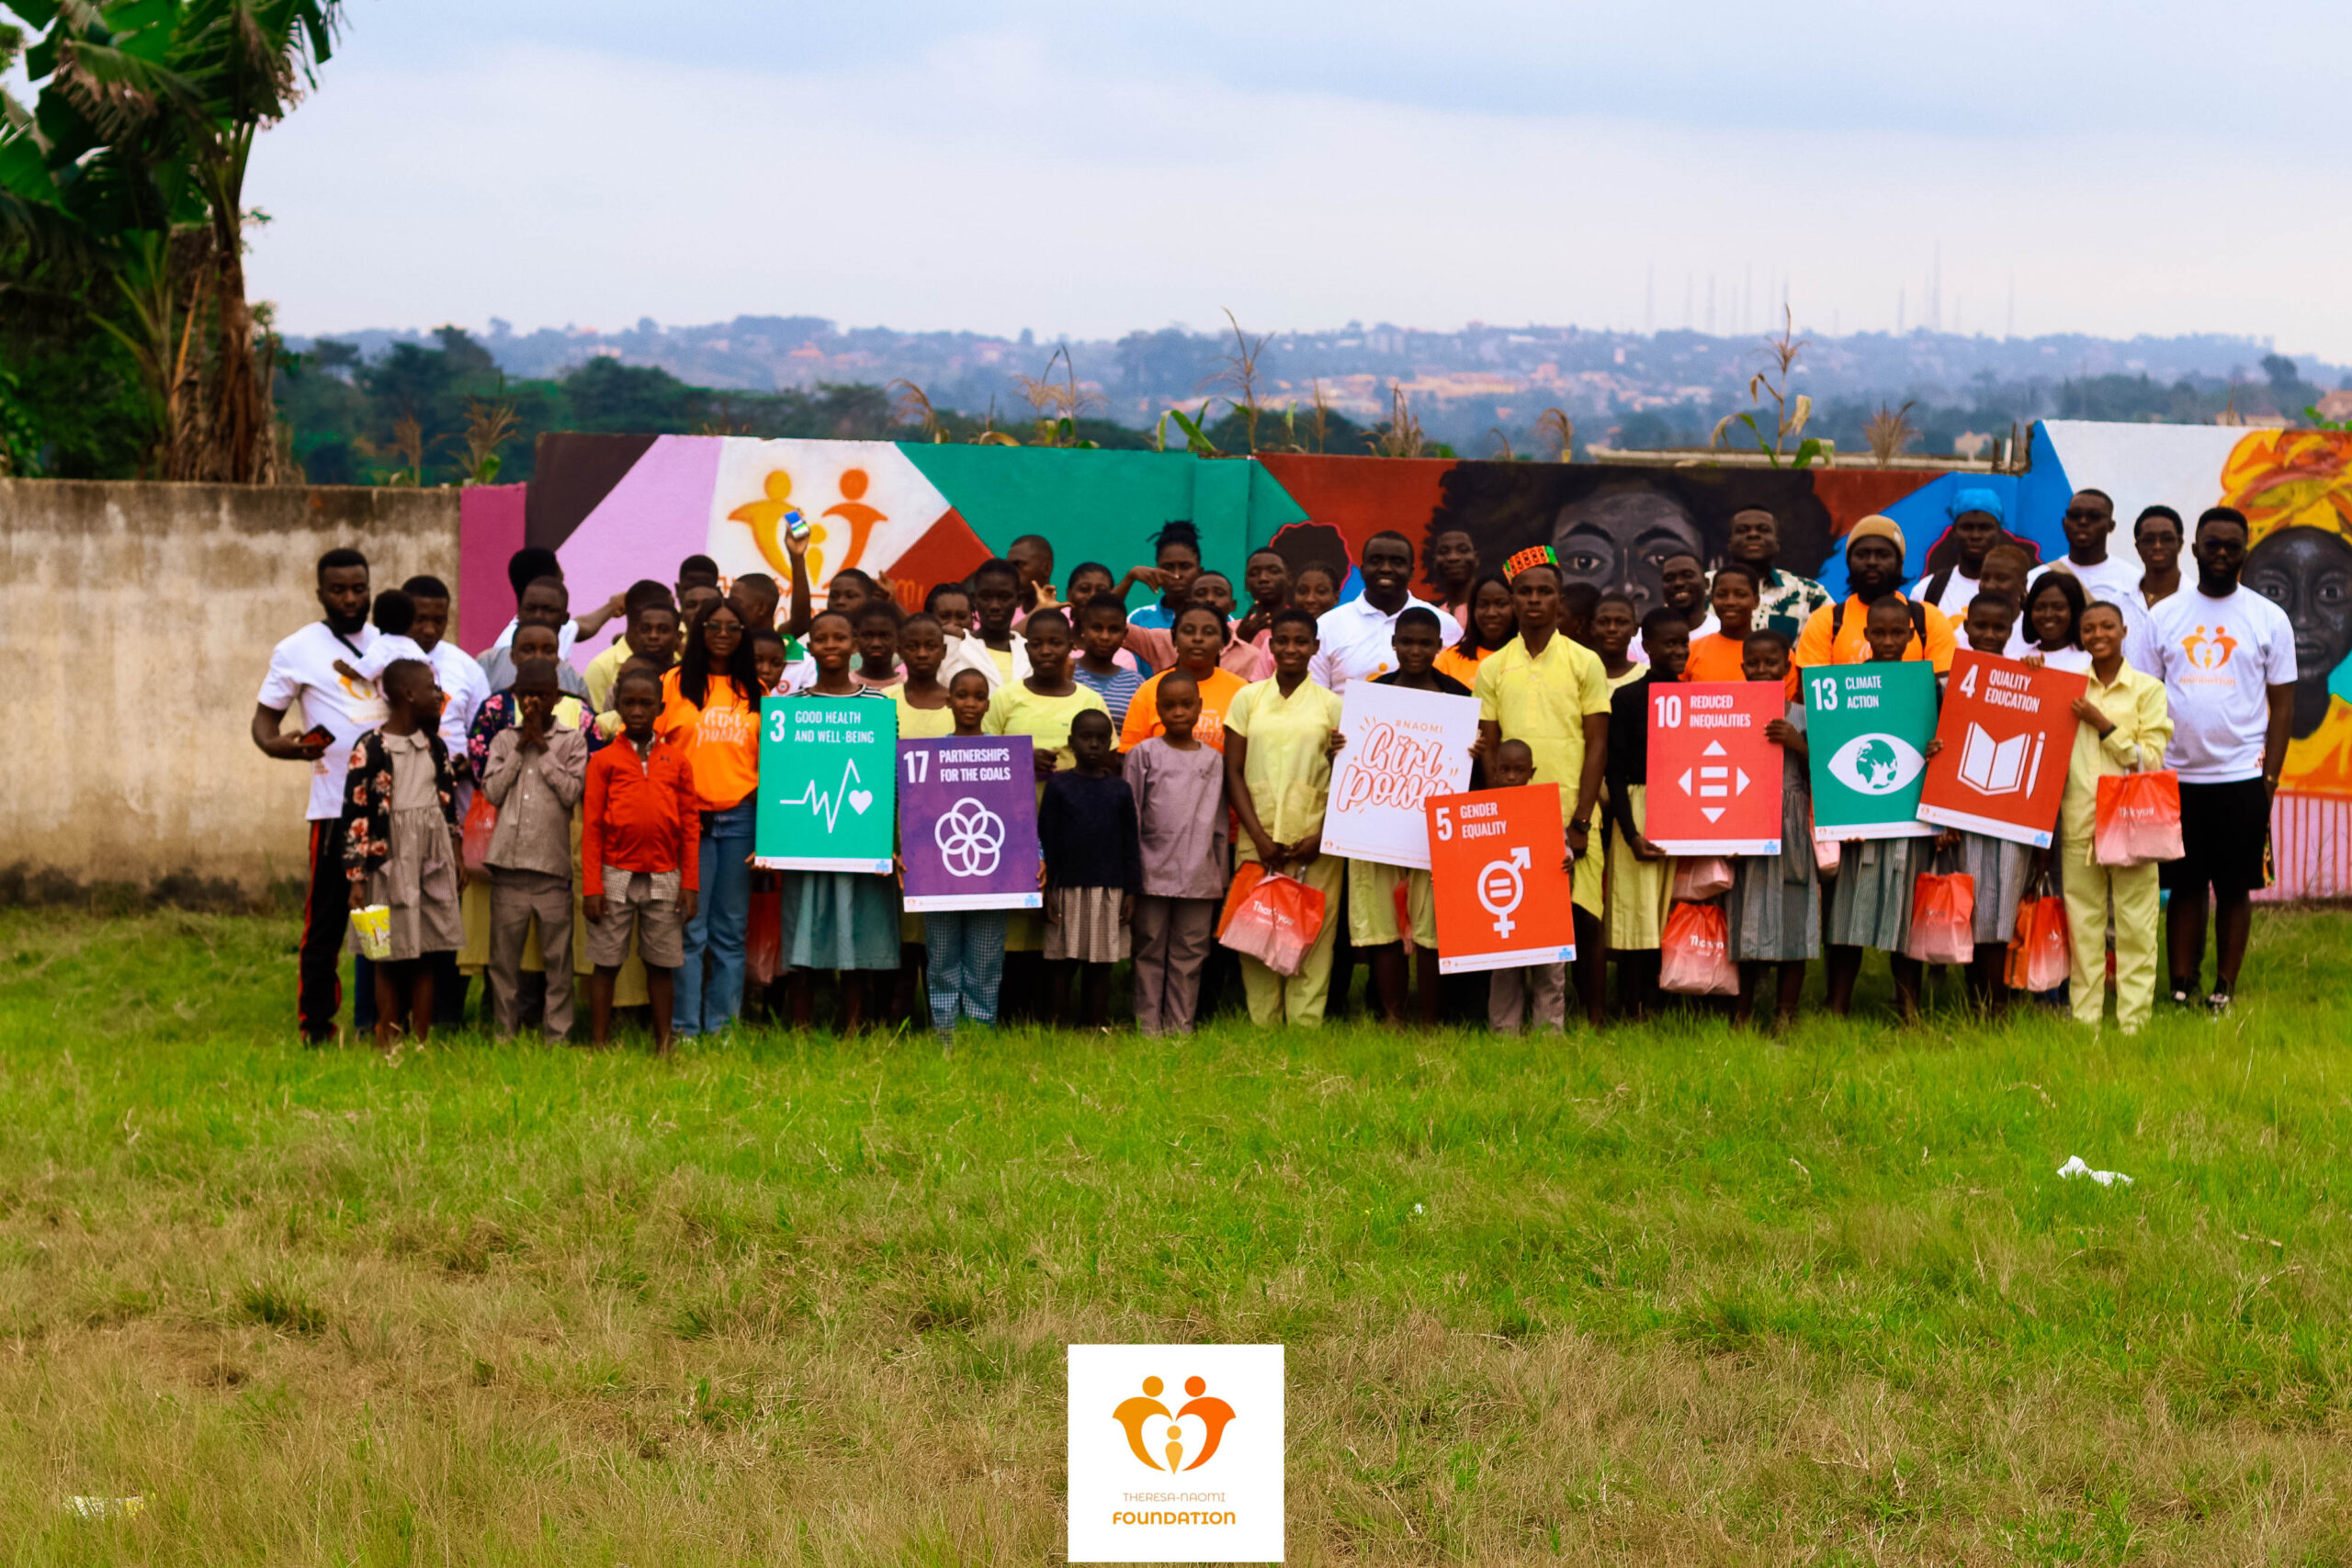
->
xmin=899 ymin=445 xmax=1307 ymax=578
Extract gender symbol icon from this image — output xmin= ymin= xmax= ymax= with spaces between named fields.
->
xmin=1477 ymin=846 xmax=1529 ymax=938
xmin=934 ymin=797 xmax=1006 ymax=878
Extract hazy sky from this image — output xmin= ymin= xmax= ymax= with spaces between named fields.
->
xmin=246 ymin=1 xmax=2352 ymax=358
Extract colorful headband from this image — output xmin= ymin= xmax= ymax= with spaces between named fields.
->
xmin=1504 ymin=545 xmax=1558 ymax=581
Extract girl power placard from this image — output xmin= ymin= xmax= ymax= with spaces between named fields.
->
xmin=1319 ymin=683 xmax=1481 ymax=870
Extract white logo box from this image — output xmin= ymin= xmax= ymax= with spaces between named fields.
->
xmin=1067 ymin=1344 xmax=1284 ymax=1563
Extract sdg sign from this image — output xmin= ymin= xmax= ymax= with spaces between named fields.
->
xmin=1804 ymin=662 xmax=1938 ymax=840
xmin=1426 ymin=784 xmax=1578 ymax=973
xmin=898 ymin=736 xmax=1044 ymax=910
xmin=755 ymin=696 xmax=897 ymax=872
xmin=1644 ymin=681 xmax=1784 ymax=854
xmin=1917 ymin=649 xmax=2084 ymax=848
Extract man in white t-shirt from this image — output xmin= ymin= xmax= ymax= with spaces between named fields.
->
xmin=253 ymin=547 xmax=387 ymax=1044
xmin=1310 ymin=531 xmax=1460 ymax=694
xmin=2035 ymin=488 xmax=2143 ymax=604
xmin=2149 ymin=506 xmax=2296 ymax=1014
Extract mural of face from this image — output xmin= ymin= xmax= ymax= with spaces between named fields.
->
xmin=1548 ymin=486 xmax=1704 ymax=620
xmin=2243 ymin=525 xmax=2352 ymax=737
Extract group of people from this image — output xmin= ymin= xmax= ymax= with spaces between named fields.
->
xmin=252 ymin=484 xmax=2291 ymax=1049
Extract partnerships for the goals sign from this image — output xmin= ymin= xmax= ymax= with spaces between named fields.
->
xmin=754 ymin=695 xmax=897 ymax=873
xmin=1917 ymin=649 xmax=2085 ymax=848
xmin=898 ymin=735 xmax=1043 ymax=910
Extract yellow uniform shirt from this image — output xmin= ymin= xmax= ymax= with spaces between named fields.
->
xmin=1474 ymin=632 xmax=1613 ymax=915
xmin=1224 ymin=676 xmax=1343 ymax=857
xmin=893 ymin=693 xmax=960 ymax=740
xmin=2059 ymin=661 xmax=2172 ymax=861
xmin=982 ymin=682 xmax=1109 ymax=770
xmin=582 ymin=641 xmax=630 ymax=711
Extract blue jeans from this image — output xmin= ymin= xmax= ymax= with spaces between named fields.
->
xmin=675 ymin=797 xmax=756 ymax=1036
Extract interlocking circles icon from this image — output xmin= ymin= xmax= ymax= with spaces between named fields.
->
xmin=934 ymin=796 xmax=1007 ymax=878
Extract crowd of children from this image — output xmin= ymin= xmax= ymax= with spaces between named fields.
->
xmin=291 ymin=501 xmax=2202 ymax=1053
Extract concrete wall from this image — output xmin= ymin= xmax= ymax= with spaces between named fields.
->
xmin=0 ymin=479 xmax=461 ymax=892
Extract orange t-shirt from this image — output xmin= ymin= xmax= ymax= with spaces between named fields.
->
xmin=1687 ymin=633 xmax=1801 ymax=696
xmin=657 ymin=669 xmax=762 ymax=811
xmin=1121 ymin=665 xmax=1248 ymax=752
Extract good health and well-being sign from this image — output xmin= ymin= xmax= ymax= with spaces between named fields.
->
xmin=755 ymin=695 xmax=898 ymax=873
xmin=898 ymin=735 xmax=1044 ymax=911
xmin=1804 ymin=662 xmax=1937 ymax=840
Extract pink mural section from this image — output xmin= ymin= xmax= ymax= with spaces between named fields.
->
xmin=457 ymin=483 xmax=527 ymax=656
xmin=548 ymin=435 xmax=726 ymax=666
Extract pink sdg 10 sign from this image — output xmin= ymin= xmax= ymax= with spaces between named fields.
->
xmin=1644 ymin=682 xmax=1785 ymax=855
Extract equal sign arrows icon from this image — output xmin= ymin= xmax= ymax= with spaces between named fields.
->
xmin=1677 ymin=740 xmax=1752 ymax=823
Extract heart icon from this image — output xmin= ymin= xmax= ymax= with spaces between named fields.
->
xmin=847 ymin=789 xmax=874 ymax=815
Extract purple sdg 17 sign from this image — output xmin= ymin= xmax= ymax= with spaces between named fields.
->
xmin=898 ymin=736 xmax=1044 ymax=912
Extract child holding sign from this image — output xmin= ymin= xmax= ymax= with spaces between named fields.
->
xmin=1825 ymin=599 xmax=1933 ymax=1021
xmin=1352 ymin=607 xmax=1470 ymax=1026
xmin=1483 ymin=740 xmax=1567 ymax=1032
xmin=1604 ymin=609 xmax=1690 ymax=1020
xmin=1726 ymin=629 xmax=1816 ymax=1028
xmin=782 ymin=611 xmax=902 ymax=1032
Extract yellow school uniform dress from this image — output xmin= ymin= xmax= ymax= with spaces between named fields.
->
xmin=1473 ymin=634 xmax=1614 ymax=918
xmin=1225 ymin=676 xmax=1346 ymax=1025
xmin=2059 ymin=662 xmax=2172 ymax=1032
xmin=984 ymin=682 xmax=1110 ymax=951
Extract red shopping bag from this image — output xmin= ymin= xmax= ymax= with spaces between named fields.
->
xmin=745 ymin=886 xmax=784 ymax=986
xmin=1216 ymin=861 xmax=1269 ymax=940
xmin=1670 ymin=855 xmax=1734 ymax=901
xmin=2005 ymin=889 xmax=2070 ymax=992
xmin=460 ymin=791 xmax=498 ymax=874
xmin=2094 ymin=770 xmax=2184 ymax=867
xmin=1903 ymin=872 xmax=1977 ymax=965
xmin=1659 ymin=900 xmax=1736 ymax=995
xmin=1217 ymin=872 xmax=1327 ymax=977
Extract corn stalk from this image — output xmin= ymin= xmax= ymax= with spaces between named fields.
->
xmin=1709 ymin=305 xmax=1824 ymax=468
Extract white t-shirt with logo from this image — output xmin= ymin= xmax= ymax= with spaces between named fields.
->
xmin=256 ymin=622 xmax=386 ymax=819
xmin=2149 ymin=587 xmax=2295 ymax=783
xmin=2036 ymin=554 xmax=2142 ymax=606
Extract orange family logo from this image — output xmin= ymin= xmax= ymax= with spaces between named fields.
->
xmin=1113 ymin=1375 xmax=1237 ymax=1472
xmin=2181 ymin=625 xmax=2240 ymax=671
xmin=729 ymin=468 xmax=888 ymax=589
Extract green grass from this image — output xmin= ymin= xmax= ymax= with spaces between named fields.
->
xmin=0 ymin=907 xmax=2347 ymax=1564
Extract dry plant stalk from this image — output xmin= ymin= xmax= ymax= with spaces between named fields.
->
xmin=390 ymin=411 xmax=424 ymax=486
xmin=887 ymin=378 xmax=942 ymax=441
xmin=1863 ymin=400 xmax=1918 ymax=466
xmin=1011 ymin=346 xmax=1104 ymax=446
xmin=460 ymin=398 xmax=519 ymax=481
xmin=1535 ymin=408 xmax=1575 ymax=461
xmin=1366 ymin=384 xmax=1426 ymax=458
xmin=1206 ymin=307 xmax=1272 ymax=453
xmin=1710 ymin=306 xmax=1813 ymax=457
xmin=1309 ymin=379 xmax=1335 ymax=455
xmin=1489 ymin=427 xmax=1515 ymax=460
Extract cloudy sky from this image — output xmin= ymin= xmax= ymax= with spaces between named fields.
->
xmin=246 ymin=1 xmax=2352 ymax=357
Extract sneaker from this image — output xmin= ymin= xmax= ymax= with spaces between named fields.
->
xmin=2170 ymin=986 xmax=2198 ymax=1009
xmin=2206 ymin=989 xmax=2233 ymax=1016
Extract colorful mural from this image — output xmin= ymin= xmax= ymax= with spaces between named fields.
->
xmin=459 ymin=421 xmax=2352 ymax=899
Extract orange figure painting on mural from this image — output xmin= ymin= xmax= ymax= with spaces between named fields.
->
xmin=731 ymin=467 xmax=891 ymax=598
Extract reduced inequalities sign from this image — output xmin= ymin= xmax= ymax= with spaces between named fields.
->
xmin=1804 ymin=662 xmax=1937 ymax=840
xmin=899 ymin=736 xmax=1044 ymax=911
xmin=755 ymin=695 xmax=898 ymax=873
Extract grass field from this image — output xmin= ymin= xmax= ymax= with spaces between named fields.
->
xmin=1 ymin=907 xmax=2348 ymax=1565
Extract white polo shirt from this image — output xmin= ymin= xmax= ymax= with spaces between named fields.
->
xmin=1308 ymin=594 xmax=1460 ymax=694
xmin=256 ymin=622 xmax=385 ymax=820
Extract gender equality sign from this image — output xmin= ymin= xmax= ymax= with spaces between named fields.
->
xmin=1645 ymin=682 xmax=1785 ymax=855
xmin=1321 ymin=682 xmax=1481 ymax=870
xmin=1426 ymin=784 xmax=1578 ymax=973
xmin=754 ymin=695 xmax=898 ymax=873
xmin=1917 ymin=649 xmax=2086 ymax=848
xmin=899 ymin=735 xmax=1044 ymax=911
xmin=1804 ymin=662 xmax=1938 ymax=841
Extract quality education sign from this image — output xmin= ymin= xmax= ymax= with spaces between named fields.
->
xmin=898 ymin=735 xmax=1043 ymax=910
xmin=1804 ymin=662 xmax=1937 ymax=840
xmin=1917 ymin=649 xmax=2086 ymax=848
xmin=754 ymin=695 xmax=897 ymax=872
xmin=1320 ymin=682 xmax=1480 ymax=871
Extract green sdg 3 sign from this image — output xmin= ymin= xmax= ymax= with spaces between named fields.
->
xmin=1804 ymin=662 xmax=1937 ymax=840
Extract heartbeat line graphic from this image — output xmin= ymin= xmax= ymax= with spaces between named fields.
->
xmin=786 ymin=757 xmax=870 ymax=831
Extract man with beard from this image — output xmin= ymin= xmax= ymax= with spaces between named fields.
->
xmin=1310 ymin=531 xmax=1459 ymax=694
xmin=1713 ymin=505 xmax=1831 ymax=641
xmin=254 ymin=547 xmax=383 ymax=1044
xmin=2150 ymin=508 xmax=2296 ymax=1015
xmin=1792 ymin=515 xmax=1957 ymax=672
xmin=2036 ymin=489 xmax=2142 ymax=605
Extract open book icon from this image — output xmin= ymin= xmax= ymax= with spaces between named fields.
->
xmin=1956 ymin=722 xmax=2043 ymax=798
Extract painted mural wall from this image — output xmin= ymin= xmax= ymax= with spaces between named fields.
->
xmin=461 ymin=421 xmax=2352 ymax=898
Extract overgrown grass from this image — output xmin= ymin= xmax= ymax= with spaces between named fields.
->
xmin=0 ymin=907 xmax=2347 ymax=1564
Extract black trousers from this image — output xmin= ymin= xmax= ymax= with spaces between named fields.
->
xmin=300 ymin=820 xmax=351 ymax=1042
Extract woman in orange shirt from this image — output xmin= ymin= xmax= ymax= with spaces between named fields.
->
xmin=1433 ymin=573 xmax=1516 ymax=688
xmin=657 ymin=596 xmax=764 ymax=1037
xmin=1122 ymin=604 xmax=1250 ymax=751
xmin=1686 ymin=564 xmax=1794 ymax=694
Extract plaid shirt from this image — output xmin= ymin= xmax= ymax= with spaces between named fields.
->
xmin=1712 ymin=565 xmax=1833 ymax=640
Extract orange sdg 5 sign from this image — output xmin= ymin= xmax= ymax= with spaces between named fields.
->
xmin=1426 ymin=784 xmax=1579 ymax=972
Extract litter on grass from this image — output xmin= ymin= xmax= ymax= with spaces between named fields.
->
xmin=66 ymin=1496 xmax=145 ymax=1520
xmin=2056 ymin=1156 xmax=2133 ymax=1187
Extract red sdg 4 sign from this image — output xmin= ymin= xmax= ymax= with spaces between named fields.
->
xmin=1645 ymin=682 xmax=1785 ymax=855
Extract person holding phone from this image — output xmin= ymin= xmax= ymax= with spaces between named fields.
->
xmin=254 ymin=547 xmax=385 ymax=1045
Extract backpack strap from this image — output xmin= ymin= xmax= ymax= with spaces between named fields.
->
xmin=1926 ymin=566 xmax=1954 ymax=606
xmin=1829 ymin=596 xmax=1930 ymax=655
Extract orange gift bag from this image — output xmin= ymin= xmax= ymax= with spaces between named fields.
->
xmin=1659 ymin=901 xmax=1736 ymax=995
xmin=2094 ymin=770 xmax=2183 ymax=867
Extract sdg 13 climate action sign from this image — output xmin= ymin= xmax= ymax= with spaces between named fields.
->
xmin=1804 ymin=663 xmax=1937 ymax=840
